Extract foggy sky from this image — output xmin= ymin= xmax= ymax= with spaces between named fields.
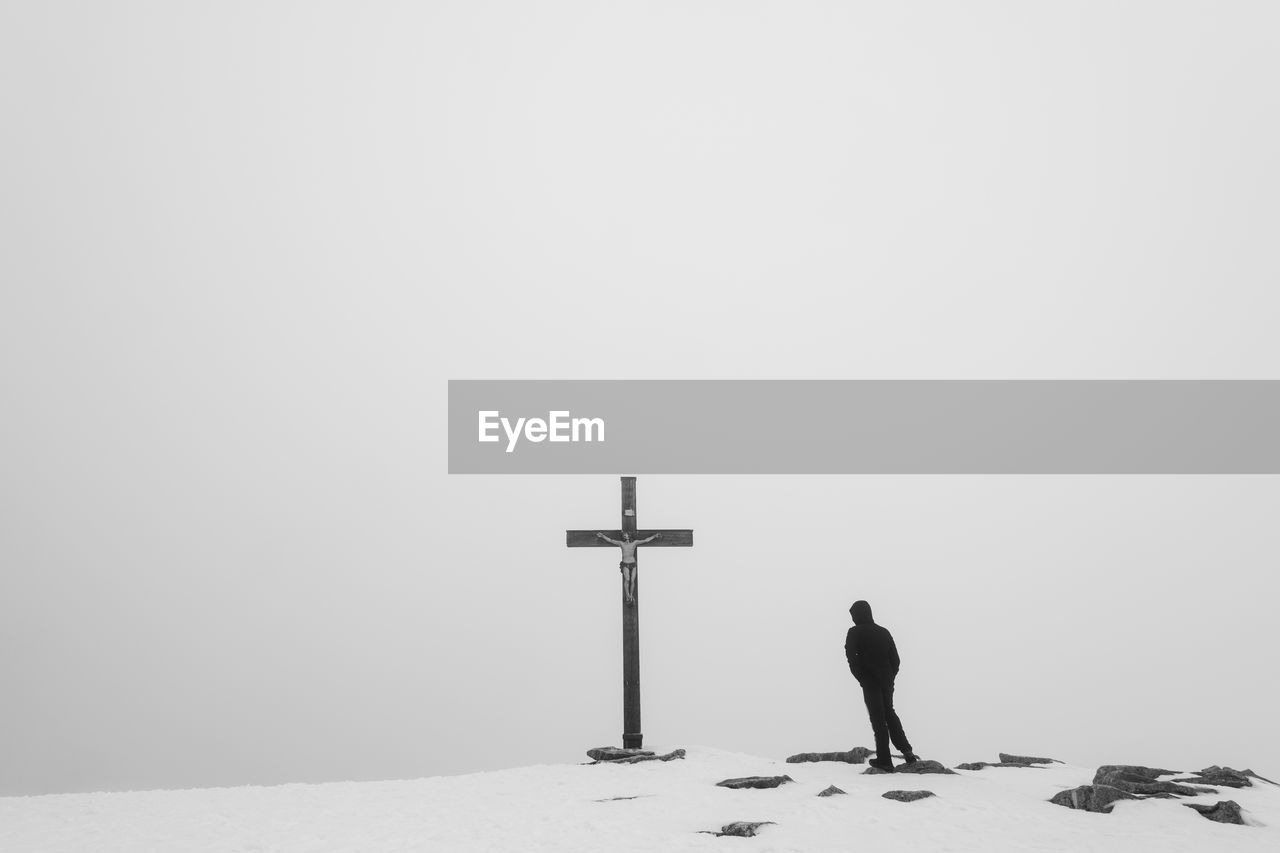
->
xmin=3 ymin=1 xmax=1278 ymax=796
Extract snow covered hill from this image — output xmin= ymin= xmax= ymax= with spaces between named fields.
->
xmin=2 ymin=746 xmax=1277 ymax=852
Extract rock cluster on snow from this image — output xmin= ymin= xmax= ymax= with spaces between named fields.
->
xmin=1050 ymin=765 xmax=1192 ymax=814
xmin=1172 ymin=766 xmax=1269 ymax=789
xmin=1049 ymin=763 xmax=1259 ymax=824
xmin=786 ymin=748 xmax=871 ymax=764
xmin=583 ymin=747 xmax=1270 ymax=835
xmin=1092 ymin=765 xmax=1212 ymax=797
xmin=586 ymin=747 xmax=686 ymax=765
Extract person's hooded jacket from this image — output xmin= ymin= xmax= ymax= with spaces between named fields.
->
xmin=844 ymin=600 xmax=900 ymax=685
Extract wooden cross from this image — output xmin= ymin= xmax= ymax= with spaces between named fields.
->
xmin=566 ymin=476 xmax=693 ymax=750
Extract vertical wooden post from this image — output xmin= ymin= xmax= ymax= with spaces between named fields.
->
xmin=620 ymin=476 xmax=641 ymax=749
xmin=566 ymin=478 xmax=691 ymax=752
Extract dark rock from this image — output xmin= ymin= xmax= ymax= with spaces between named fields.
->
xmin=1094 ymin=773 xmax=1202 ymax=798
xmin=1244 ymin=769 xmax=1278 ymax=785
xmin=1093 ymin=769 xmax=1153 ymax=786
xmin=956 ymin=761 xmax=1046 ymax=771
xmin=589 ymin=748 xmax=685 ymax=765
xmin=817 ymin=785 xmax=846 ymax=797
xmin=716 ymin=775 xmax=794 ymax=789
xmin=787 ymin=748 xmax=871 ymax=764
xmin=701 ymin=819 xmax=778 ymax=835
xmin=1090 ymin=766 xmax=1203 ymax=796
xmin=1092 ymin=765 xmax=1180 ymax=782
xmin=1173 ymin=766 xmax=1253 ymax=789
xmin=883 ymin=790 xmax=935 ymax=802
xmin=1184 ymin=800 xmax=1246 ymax=825
xmin=587 ymin=747 xmax=654 ymax=761
xmin=895 ymin=760 xmax=956 ymax=775
xmin=611 ymin=748 xmax=685 ymax=765
xmin=1049 ymin=785 xmax=1141 ymax=813
xmin=999 ymin=753 xmax=1061 ymax=765
xmin=863 ymin=765 xmax=894 ymax=775
xmin=593 ymin=795 xmax=643 ymax=802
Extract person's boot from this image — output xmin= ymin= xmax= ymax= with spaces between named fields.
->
xmin=868 ymin=757 xmax=895 ymax=772
xmin=902 ymin=752 xmax=919 ymax=765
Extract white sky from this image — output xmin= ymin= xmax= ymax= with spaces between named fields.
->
xmin=2 ymin=1 xmax=1278 ymax=795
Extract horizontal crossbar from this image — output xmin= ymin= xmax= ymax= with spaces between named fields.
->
xmin=566 ymin=529 xmax=694 ymax=548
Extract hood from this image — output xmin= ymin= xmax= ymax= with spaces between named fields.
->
xmin=850 ymin=600 xmax=874 ymax=625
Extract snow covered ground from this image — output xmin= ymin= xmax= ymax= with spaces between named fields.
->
xmin=2 ymin=746 xmax=1277 ymax=852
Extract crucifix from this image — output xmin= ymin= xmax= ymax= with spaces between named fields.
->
xmin=566 ymin=476 xmax=693 ymax=750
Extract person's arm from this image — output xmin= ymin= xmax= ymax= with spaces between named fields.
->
xmin=636 ymin=533 xmax=661 ymax=545
xmin=888 ymin=630 xmax=901 ymax=676
xmin=595 ymin=532 xmax=622 ymax=546
xmin=845 ymin=627 xmax=863 ymax=681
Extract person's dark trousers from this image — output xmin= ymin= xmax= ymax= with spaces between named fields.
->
xmin=861 ymin=678 xmax=912 ymax=762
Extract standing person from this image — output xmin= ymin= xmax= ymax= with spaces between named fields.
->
xmin=845 ymin=600 xmax=918 ymax=772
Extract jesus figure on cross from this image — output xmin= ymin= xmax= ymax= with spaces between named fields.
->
xmin=595 ymin=531 xmax=662 ymax=603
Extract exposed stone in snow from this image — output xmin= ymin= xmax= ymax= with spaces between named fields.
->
xmin=1184 ymin=800 xmax=1247 ymax=825
xmin=1000 ymin=753 xmax=1061 ymax=765
xmin=786 ymin=748 xmax=871 ymax=764
xmin=1172 ymin=767 xmax=1254 ymax=789
xmin=699 ymin=821 xmax=776 ymax=837
xmin=1092 ymin=767 xmax=1207 ymax=798
xmin=586 ymin=747 xmax=686 ymax=765
xmin=1092 ymin=765 xmax=1180 ymax=781
xmin=716 ymin=775 xmax=794 ymax=789
xmin=894 ymin=760 xmax=956 ymax=775
xmin=864 ymin=760 xmax=956 ymax=776
xmin=1047 ymin=761 xmax=1266 ymax=817
xmin=587 ymin=747 xmax=652 ymax=761
xmin=1049 ymin=784 xmax=1141 ymax=813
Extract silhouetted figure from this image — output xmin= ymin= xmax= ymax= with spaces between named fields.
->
xmin=845 ymin=600 xmax=918 ymax=771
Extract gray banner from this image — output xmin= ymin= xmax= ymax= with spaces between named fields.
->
xmin=447 ymin=380 xmax=1280 ymax=474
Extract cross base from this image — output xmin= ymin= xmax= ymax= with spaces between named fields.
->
xmin=623 ymin=732 xmax=643 ymax=749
